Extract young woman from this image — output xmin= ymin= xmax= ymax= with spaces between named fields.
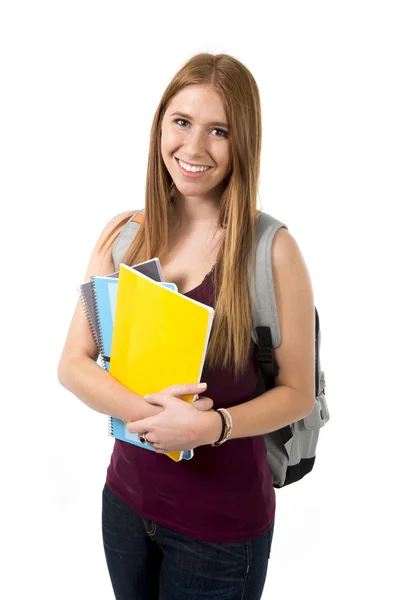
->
xmin=58 ymin=53 xmax=315 ymax=600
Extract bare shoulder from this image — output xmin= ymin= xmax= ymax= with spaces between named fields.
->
xmin=58 ymin=209 xmax=136 ymax=367
xmin=103 ymin=209 xmax=136 ymax=235
xmin=95 ymin=209 xmax=136 ymax=258
xmin=271 ymin=228 xmax=313 ymax=303
xmin=84 ymin=209 xmax=136 ymax=281
xmin=271 ymin=227 xmax=315 ymax=410
xmin=272 ymin=227 xmax=307 ymax=269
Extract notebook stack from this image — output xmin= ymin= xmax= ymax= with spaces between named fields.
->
xmin=79 ymin=258 xmax=215 ymax=462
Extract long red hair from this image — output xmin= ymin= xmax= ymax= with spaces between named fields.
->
xmin=100 ymin=53 xmax=263 ymax=379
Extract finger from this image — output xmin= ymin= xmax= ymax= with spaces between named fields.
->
xmin=144 ymin=384 xmax=207 ymax=406
xmin=148 ymin=441 xmax=167 ymax=454
xmin=126 ymin=417 xmax=152 ymax=435
xmin=142 ymin=433 xmax=156 ymax=445
xmin=138 ymin=434 xmax=160 ymax=449
xmin=162 ymin=383 xmax=207 ymax=397
xmin=143 ymin=394 xmax=168 ymax=407
xmin=193 ymin=396 xmax=214 ymax=411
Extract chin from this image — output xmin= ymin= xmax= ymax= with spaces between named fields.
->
xmin=174 ymin=181 xmax=212 ymax=194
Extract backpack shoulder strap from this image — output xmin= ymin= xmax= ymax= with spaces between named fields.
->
xmin=111 ymin=208 xmax=288 ymax=353
xmin=111 ymin=208 xmax=145 ymax=271
xmin=248 ymin=211 xmax=289 ymax=350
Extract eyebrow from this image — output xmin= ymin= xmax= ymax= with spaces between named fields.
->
xmin=169 ymin=112 xmax=229 ymax=129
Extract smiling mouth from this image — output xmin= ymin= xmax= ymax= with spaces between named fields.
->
xmin=175 ymin=157 xmax=214 ymax=170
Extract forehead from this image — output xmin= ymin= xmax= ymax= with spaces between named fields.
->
xmin=165 ymin=84 xmax=228 ymax=122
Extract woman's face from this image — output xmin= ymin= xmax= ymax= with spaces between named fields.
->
xmin=161 ymin=84 xmax=231 ymax=201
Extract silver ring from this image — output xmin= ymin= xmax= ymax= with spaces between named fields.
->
xmin=139 ymin=432 xmax=152 ymax=445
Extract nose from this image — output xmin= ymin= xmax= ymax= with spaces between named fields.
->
xmin=183 ymin=126 xmax=207 ymax=159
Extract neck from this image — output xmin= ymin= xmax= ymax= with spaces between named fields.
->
xmin=170 ymin=192 xmax=222 ymax=228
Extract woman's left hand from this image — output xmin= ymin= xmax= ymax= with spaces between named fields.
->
xmin=126 ymin=391 xmax=219 ymax=453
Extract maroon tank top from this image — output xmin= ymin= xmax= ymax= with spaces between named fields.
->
xmin=105 ymin=270 xmax=276 ymax=543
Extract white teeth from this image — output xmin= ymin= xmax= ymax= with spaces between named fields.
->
xmin=178 ymin=159 xmax=210 ymax=173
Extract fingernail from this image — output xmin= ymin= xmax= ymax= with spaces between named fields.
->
xmin=144 ymin=394 xmax=150 ymax=399
xmin=197 ymin=383 xmax=207 ymax=389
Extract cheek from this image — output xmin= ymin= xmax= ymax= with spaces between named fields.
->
xmin=213 ymin=144 xmax=230 ymax=170
xmin=162 ymin=129 xmax=184 ymax=153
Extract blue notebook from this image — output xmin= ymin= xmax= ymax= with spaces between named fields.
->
xmin=92 ymin=273 xmax=193 ymax=460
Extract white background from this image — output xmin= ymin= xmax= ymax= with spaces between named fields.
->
xmin=1 ymin=1 xmax=406 ymax=598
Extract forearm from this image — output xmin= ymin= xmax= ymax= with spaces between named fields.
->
xmin=57 ymin=356 xmax=161 ymax=422
xmin=228 ymin=385 xmax=313 ymax=439
xmin=206 ymin=385 xmax=313 ymax=444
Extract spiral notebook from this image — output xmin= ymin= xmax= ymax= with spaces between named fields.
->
xmin=78 ymin=257 xmax=163 ymax=353
xmin=91 ymin=274 xmax=193 ymax=460
xmin=110 ymin=264 xmax=215 ymax=463
xmin=79 ymin=258 xmax=191 ymax=460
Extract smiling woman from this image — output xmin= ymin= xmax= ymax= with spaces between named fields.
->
xmin=160 ymin=84 xmax=232 ymax=194
xmin=58 ymin=51 xmax=315 ymax=600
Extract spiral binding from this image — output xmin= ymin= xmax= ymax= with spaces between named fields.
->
xmin=90 ymin=276 xmax=107 ymax=370
xmin=78 ymin=284 xmax=100 ymax=351
xmin=108 ymin=416 xmax=113 ymax=437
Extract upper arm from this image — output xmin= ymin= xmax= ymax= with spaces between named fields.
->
xmin=271 ymin=228 xmax=315 ymax=410
xmin=58 ymin=210 xmax=135 ymax=368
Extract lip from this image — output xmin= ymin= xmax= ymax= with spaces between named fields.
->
xmin=176 ymin=157 xmax=213 ymax=168
xmin=175 ymin=157 xmax=214 ymax=179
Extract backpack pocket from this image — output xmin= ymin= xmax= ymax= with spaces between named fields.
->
xmin=265 ymin=371 xmax=329 ymax=487
xmin=303 ymin=371 xmax=330 ymax=431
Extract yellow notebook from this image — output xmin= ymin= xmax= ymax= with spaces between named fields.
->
xmin=110 ymin=263 xmax=215 ymax=462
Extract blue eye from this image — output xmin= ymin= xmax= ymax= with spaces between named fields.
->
xmin=173 ymin=119 xmax=228 ymax=138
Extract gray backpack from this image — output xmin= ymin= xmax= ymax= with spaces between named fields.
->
xmin=112 ymin=209 xmax=330 ymax=488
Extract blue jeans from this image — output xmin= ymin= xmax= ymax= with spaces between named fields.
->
xmin=102 ymin=483 xmax=274 ymax=600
